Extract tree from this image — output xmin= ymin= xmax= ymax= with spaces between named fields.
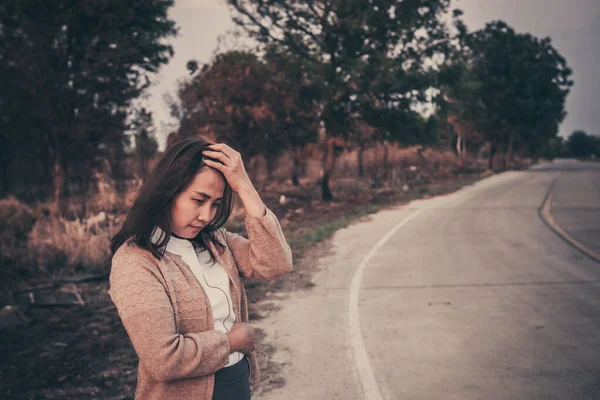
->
xmin=177 ymin=51 xmax=283 ymax=166
xmin=176 ymin=49 xmax=320 ymax=183
xmin=130 ymin=108 xmax=159 ymax=179
xmin=465 ymin=21 xmax=573 ymax=170
xmin=537 ymin=135 xmax=566 ymax=160
xmin=0 ymin=0 xmax=177 ymax=211
xmin=437 ymin=59 xmax=486 ymax=164
xmin=228 ymin=0 xmax=457 ymax=200
xmin=262 ymin=45 xmax=322 ymax=185
xmin=567 ymin=130 xmax=598 ymax=159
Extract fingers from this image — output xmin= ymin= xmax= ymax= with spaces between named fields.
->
xmin=202 ymin=150 xmax=231 ymax=166
xmin=203 ymin=158 xmax=223 ymax=171
xmin=207 ymin=143 xmax=241 ymax=163
xmin=208 ymin=143 xmax=233 ymax=155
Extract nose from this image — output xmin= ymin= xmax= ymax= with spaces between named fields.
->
xmin=197 ymin=204 xmax=212 ymax=223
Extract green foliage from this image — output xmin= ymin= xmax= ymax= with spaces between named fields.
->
xmin=567 ymin=130 xmax=600 ymax=158
xmin=465 ymin=21 xmax=573 ymax=156
xmin=262 ymin=45 xmax=322 ymax=149
xmin=0 ymin=0 xmax=177 ymax=198
xmin=537 ymin=136 xmax=567 ymax=159
xmin=228 ymin=0 xmax=458 ymax=199
xmin=434 ymin=20 xmax=574 ymax=167
xmin=228 ymin=0 xmax=455 ymax=141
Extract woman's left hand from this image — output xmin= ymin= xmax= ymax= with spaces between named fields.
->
xmin=202 ymin=143 xmax=253 ymax=193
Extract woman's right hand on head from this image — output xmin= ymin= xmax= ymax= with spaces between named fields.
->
xmin=226 ymin=322 xmax=256 ymax=354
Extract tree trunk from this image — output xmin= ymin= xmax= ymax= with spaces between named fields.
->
xmin=499 ymin=142 xmax=506 ymax=171
xmin=266 ymin=152 xmax=275 ymax=181
xmin=383 ymin=141 xmax=390 ymax=180
xmin=505 ymin=135 xmax=515 ymax=170
xmin=62 ymin=154 xmax=72 ymax=200
xmin=38 ymin=134 xmax=53 ymax=191
xmin=358 ymin=142 xmax=365 ymax=178
xmin=137 ymin=133 xmax=148 ymax=180
xmin=52 ymin=148 xmax=66 ymax=215
xmin=321 ymin=168 xmax=333 ymax=201
xmin=291 ymin=148 xmax=302 ymax=186
xmin=456 ymin=133 xmax=462 ymax=164
xmin=139 ymin=156 xmax=147 ymax=181
xmin=321 ymin=137 xmax=337 ymax=202
xmin=417 ymin=146 xmax=426 ymax=169
xmin=488 ymin=142 xmax=496 ymax=171
xmin=0 ymin=155 xmax=11 ymax=197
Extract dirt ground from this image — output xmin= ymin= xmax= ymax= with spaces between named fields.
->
xmin=0 ymin=171 xmax=485 ymax=399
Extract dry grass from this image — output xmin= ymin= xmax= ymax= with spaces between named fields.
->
xmin=26 ymin=215 xmax=119 ymax=276
xmin=1 ymin=145 xmax=498 ymax=285
xmin=85 ymin=170 xmax=126 ymax=215
xmin=1 ymin=173 xmax=127 ymax=284
xmin=0 ymin=196 xmax=37 ymax=236
xmin=266 ymin=143 xmax=473 ymax=188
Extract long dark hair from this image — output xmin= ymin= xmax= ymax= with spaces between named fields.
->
xmin=110 ymin=136 xmax=233 ymax=261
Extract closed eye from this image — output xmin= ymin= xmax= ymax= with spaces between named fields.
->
xmin=194 ymin=199 xmax=222 ymax=208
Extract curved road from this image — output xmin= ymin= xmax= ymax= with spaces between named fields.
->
xmin=255 ymin=159 xmax=600 ymax=400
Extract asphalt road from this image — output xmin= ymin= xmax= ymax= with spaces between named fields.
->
xmin=549 ymin=159 xmax=600 ymax=257
xmin=255 ymin=159 xmax=600 ymax=400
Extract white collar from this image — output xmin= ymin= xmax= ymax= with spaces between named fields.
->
xmin=167 ymin=235 xmax=193 ymax=254
xmin=151 ymin=226 xmax=193 ymax=255
xmin=151 ymin=227 xmax=213 ymax=265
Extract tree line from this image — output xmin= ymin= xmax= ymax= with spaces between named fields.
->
xmin=551 ymin=130 xmax=600 ymax=159
xmin=0 ymin=0 xmax=576 ymax=208
xmin=0 ymin=0 xmax=175 ymax=209
xmin=171 ymin=1 xmax=574 ymax=199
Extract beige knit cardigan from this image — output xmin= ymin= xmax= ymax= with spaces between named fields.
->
xmin=109 ymin=208 xmax=293 ymax=400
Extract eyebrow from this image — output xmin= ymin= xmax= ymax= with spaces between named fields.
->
xmin=192 ymin=191 xmax=223 ymax=201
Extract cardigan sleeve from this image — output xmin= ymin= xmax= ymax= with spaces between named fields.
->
xmin=109 ymin=245 xmax=231 ymax=382
xmin=224 ymin=207 xmax=293 ymax=281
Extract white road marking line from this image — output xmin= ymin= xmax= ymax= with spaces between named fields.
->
xmin=348 ymin=207 xmax=428 ymax=400
xmin=540 ymin=186 xmax=600 ymax=263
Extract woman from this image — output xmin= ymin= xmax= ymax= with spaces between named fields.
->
xmin=109 ymin=137 xmax=293 ymax=400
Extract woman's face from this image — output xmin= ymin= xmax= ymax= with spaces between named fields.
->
xmin=170 ymin=166 xmax=225 ymax=239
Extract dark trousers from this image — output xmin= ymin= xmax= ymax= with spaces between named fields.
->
xmin=212 ymin=356 xmax=251 ymax=400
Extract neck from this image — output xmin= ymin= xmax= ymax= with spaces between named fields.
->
xmin=171 ymin=232 xmax=191 ymax=240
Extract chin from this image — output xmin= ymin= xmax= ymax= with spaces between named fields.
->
xmin=189 ymin=228 xmax=203 ymax=237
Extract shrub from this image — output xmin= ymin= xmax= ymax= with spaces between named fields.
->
xmin=0 ymin=196 xmax=37 ymax=239
xmin=27 ymin=215 xmax=118 ymax=275
xmin=0 ymin=196 xmax=37 ymax=271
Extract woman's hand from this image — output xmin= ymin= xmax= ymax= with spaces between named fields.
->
xmin=202 ymin=143 xmax=252 ymax=194
xmin=226 ymin=322 xmax=256 ymax=355
xmin=202 ymin=143 xmax=267 ymax=218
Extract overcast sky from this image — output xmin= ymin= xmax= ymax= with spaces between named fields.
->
xmin=147 ymin=0 xmax=600 ymax=148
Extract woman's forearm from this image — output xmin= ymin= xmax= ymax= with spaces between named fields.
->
xmin=237 ymin=184 xmax=267 ymax=218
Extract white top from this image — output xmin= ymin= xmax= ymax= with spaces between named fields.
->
xmin=153 ymin=228 xmax=244 ymax=367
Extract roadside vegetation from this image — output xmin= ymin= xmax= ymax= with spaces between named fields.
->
xmin=0 ymin=0 xmax=581 ymax=397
